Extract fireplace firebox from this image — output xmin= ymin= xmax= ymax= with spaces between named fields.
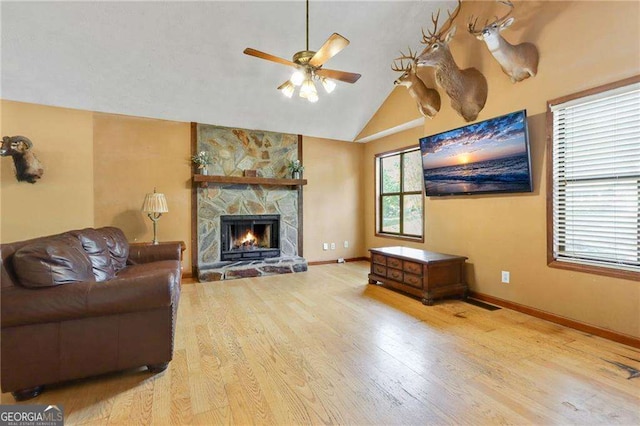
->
xmin=220 ymin=215 xmax=280 ymax=261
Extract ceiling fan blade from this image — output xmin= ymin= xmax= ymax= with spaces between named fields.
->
xmin=309 ymin=33 xmax=350 ymax=67
xmin=316 ymin=68 xmax=361 ymax=84
xmin=243 ymin=48 xmax=297 ymax=68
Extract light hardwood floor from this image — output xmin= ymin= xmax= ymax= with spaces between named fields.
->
xmin=2 ymin=261 xmax=639 ymax=425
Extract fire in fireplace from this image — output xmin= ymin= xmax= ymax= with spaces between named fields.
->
xmin=220 ymin=214 xmax=280 ymax=261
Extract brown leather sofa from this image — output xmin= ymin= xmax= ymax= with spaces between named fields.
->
xmin=1 ymin=227 xmax=181 ymax=401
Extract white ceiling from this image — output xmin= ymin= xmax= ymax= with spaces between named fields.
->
xmin=1 ymin=1 xmax=452 ymax=141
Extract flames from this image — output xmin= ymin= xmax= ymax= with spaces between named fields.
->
xmin=232 ymin=229 xmax=271 ymax=251
xmin=241 ymin=231 xmax=256 ymax=245
xmin=233 ymin=231 xmax=258 ymax=250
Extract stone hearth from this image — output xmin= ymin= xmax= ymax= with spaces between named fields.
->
xmin=199 ymin=257 xmax=308 ymax=282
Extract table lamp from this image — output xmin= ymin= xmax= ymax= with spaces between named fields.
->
xmin=141 ymin=188 xmax=168 ymax=244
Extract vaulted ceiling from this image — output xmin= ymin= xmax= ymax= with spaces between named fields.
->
xmin=1 ymin=1 xmax=453 ymax=141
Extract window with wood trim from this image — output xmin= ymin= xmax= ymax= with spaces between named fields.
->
xmin=547 ymin=76 xmax=640 ymax=279
xmin=376 ymin=147 xmax=424 ymax=240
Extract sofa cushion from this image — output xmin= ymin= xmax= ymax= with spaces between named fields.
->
xmin=12 ymin=235 xmax=94 ymax=288
xmin=98 ymin=227 xmax=129 ymax=272
xmin=72 ymin=229 xmax=116 ymax=282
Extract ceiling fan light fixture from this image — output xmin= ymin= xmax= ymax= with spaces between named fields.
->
xmin=321 ymin=77 xmax=336 ymax=94
xmin=280 ymin=80 xmax=295 ymax=98
xmin=291 ymin=70 xmax=305 ymax=86
xmin=243 ymin=0 xmax=360 ymax=103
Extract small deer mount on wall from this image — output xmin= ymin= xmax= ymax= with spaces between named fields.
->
xmin=468 ymin=0 xmax=539 ymax=83
xmin=392 ymin=47 xmax=441 ymax=119
xmin=0 ymin=136 xmax=44 ymax=183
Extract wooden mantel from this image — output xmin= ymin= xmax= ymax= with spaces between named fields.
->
xmin=193 ymin=174 xmax=307 ymax=188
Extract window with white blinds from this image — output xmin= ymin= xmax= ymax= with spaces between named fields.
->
xmin=549 ymin=80 xmax=640 ymax=274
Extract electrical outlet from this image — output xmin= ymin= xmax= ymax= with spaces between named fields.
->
xmin=330 ymin=242 xmax=336 ymax=250
xmin=501 ymin=271 xmax=510 ymax=284
xmin=323 ymin=243 xmax=329 ymax=251
xmin=344 ymin=240 xmax=349 ymax=248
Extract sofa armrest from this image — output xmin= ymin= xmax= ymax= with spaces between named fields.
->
xmin=128 ymin=241 xmax=185 ymax=264
xmin=87 ymin=268 xmax=179 ymax=316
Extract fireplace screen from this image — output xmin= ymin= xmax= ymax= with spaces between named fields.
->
xmin=220 ymin=215 xmax=280 ymax=261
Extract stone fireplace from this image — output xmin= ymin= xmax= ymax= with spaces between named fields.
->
xmin=220 ymin=214 xmax=280 ymax=261
xmin=193 ymin=123 xmax=308 ymax=281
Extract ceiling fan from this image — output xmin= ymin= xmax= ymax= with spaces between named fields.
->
xmin=243 ymin=0 xmax=361 ymax=103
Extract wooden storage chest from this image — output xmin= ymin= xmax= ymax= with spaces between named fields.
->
xmin=368 ymin=246 xmax=468 ymax=305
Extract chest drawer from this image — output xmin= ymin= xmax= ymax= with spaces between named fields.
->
xmin=372 ymin=254 xmax=387 ymax=265
xmin=373 ymin=264 xmax=386 ymax=276
xmin=403 ymin=273 xmax=422 ymax=288
xmin=387 ymin=257 xmax=402 ymax=269
xmin=387 ymin=268 xmax=403 ymax=281
xmin=403 ymin=261 xmax=422 ymax=275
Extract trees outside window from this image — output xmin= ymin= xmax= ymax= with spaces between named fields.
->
xmin=376 ymin=147 xmax=424 ymax=240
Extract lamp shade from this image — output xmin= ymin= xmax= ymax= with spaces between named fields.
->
xmin=141 ymin=191 xmax=168 ymax=213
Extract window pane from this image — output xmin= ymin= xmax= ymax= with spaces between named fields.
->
xmin=381 ymin=155 xmax=400 ymax=193
xmin=403 ymin=194 xmax=423 ymax=236
xmin=555 ymin=178 xmax=639 ymax=266
xmin=381 ymin=195 xmax=400 ymax=233
xmin=403 ymin=150 xmax=423 ymax=192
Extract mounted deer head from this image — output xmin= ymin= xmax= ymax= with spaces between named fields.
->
xmin=468 ymin=0 xmax=539 ymax=83
xmin=416 ymin=0 xmax=488 ymax=122
xmin=0 ymin=136 xmax=44 ymax=183
xmin=392 ymin=47 xmax=441 ymax=119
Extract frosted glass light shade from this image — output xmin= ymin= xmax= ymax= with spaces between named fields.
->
xmin=321 ymin=78 xmax=336 ymax=94
xmin=299 ymin=79 xmax=317 ymax=100
xmin=280 ymin=81 xmax=295 ymax=98
xmin=290 ymin=70 xmax=305 ymax=86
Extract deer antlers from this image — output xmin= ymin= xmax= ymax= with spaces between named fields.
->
xmin=468 ymin=0 xmax=514 ymax=35
xmin=391 ymin=47 xmax=418 ymax=72
xmin=422 ymin=0 xmax=462 ymax=44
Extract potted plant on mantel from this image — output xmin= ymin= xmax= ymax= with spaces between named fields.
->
xmin=287 ymin=160 xmax=304 ymax=180
xmin=191 ymin=151 xmax=213 ymax=175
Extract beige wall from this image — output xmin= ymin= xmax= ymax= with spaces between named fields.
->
xmin=303 ymin=136 xmax=365 ymax=262
xmin=0 ymin=101 xmax=94 ymax=241
xmin=363 ymin=1 xmax=640 ymax=338
xmin=93 ymin=113 xmax=192 ymax=271
xmin=0 ymin=103 xmax=192 ymax=270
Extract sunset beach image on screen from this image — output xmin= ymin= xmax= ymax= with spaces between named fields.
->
xmin=419 ymin=110 xmax=532 ymax=196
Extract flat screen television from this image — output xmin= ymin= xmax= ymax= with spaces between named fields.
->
xmin=419 ymin=110 xmax=532 ymax=196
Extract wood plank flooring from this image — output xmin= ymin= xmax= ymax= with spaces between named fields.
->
xmin=2 ymin=261 xmax=639 ymax=425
